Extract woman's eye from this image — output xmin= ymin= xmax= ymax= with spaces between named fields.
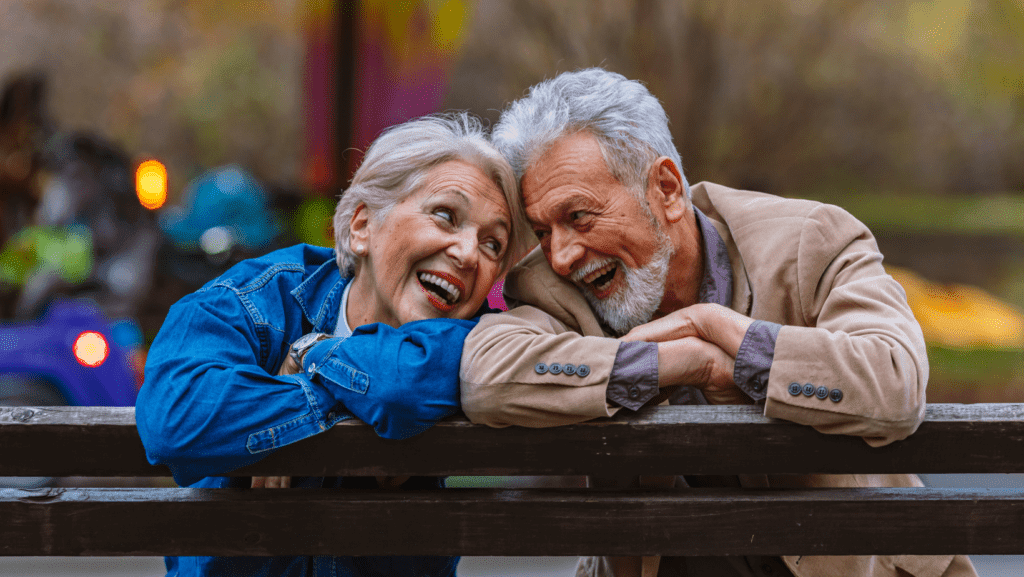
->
xmin=483 ymin=239 xmax=503 ymax=256
xmin=434 ymin=208 xmax=455 ymax=224
xmin=533 ymin=229 xmax=549 ymax=241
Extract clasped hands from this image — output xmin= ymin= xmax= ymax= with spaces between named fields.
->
xmin=621 ymin=303 xmax=754 ymax=405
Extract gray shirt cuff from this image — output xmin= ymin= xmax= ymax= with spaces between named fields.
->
xmin=733 ymin=320 xmax=781 ymax=402
xmin=606 ymin=341 xmax=659 ymax=410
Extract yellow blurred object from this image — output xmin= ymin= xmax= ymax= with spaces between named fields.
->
xmin=887 ymin=266 xmax=1024 ymax=349
xmin=136 ymin=160 xmax=168 ymax=210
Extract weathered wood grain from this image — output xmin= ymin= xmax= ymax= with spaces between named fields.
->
xmin=0 ymin=404 xmax=1022 ymax=476
xmin=2 ymin=487 xmax=1021 ymax=556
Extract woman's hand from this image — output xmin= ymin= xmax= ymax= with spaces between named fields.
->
xmin=251 ymin=346 xmax=305 ymax=489
xmin=251 ymin=476 xmax=291 ymax=489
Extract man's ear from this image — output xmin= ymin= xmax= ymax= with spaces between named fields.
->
xmin=348 ymin=203 xmax=371 ymax=255
xmin=649 ymin=157 xmax=686 ymax=223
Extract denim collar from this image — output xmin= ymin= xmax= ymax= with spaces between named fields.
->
xmin=290 ymin=255 xmax=347 ymax=333
xmin=693 ymin=207 xmax=733 ymax=308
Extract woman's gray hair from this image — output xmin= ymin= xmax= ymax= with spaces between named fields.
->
xmin=333 ymin=112 xmax=530 ymax=276
xmin=491 ymin=68 xmax=689 ymax=202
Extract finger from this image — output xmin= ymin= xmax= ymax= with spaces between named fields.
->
xmin=281 ymin=476 xmax=291 ymax=489
xmin=277 ymin=356 xmax=301 ymax=376
xmin=251 ymin=476 xmax=266 ymax=489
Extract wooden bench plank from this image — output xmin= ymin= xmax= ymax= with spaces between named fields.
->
xmin=1 ymin=404 xmax=1023 ymax=477
xmin=2 ymin=487 xmax=1022 ymax=556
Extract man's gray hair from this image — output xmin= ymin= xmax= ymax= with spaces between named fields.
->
xmin=333 ymin=112 xmax=529 ymax=276
xmin=492 ymin=68 xmax=689 ymax=201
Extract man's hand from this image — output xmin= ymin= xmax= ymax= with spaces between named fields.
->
xmin=624 ymin=303 xmax=754 ymax=358
xmin=652 ymin=337 xmax=747 ymax=404
xmin=622 ymin=304 xmax=756 ymax=405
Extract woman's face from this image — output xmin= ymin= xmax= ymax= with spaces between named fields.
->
xmin=347 ymin=160 xmax=511 ymax=328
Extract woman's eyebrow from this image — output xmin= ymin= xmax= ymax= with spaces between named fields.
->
xmin=431 ymin=188 xmax=471 ymax=206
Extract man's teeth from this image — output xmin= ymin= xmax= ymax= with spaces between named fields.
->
xmin=582 ymin=262 xmax=616 ymax=291
xmin=582 ymin=262 xmax=615 ymax=285
xmin=418 ymin=272 xmax=461 ymax=304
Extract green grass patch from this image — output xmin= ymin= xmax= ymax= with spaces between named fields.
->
xmin=798 ymin=193 xmax=1024 ymax=238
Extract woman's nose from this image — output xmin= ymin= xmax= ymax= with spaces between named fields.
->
xmin=446 ymin=230 xmax=479 ymax=269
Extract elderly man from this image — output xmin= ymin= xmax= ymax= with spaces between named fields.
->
xmin=459 ymin=69 xmax=976 ymax=577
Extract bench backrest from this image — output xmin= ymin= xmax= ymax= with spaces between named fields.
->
xmin=2 ymin=403 xmax=1023 ymax=556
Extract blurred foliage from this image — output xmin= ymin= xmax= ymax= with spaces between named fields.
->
xmin=0 ymin=0 xmax=303 ymax=199
xmin=446 ymin=0 xmax=1024 ymax=196
xmin=889 ymin=266 xmax=1024 ymax=349
xmin=889 ymin=265 xmax=1024 ymax=401
xmin=2 ymin=0 xmax=1022 ymax=398
xmin=803 ymin=193 xmax=1024 ymax=238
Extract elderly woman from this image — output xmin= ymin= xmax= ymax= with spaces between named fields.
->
xmin=136 ymin=113 xmax=529 ymax=577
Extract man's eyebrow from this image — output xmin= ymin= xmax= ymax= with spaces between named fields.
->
xmin=546 ymin=195 xmax=587 ymax=219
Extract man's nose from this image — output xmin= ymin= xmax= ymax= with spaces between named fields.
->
xmin=547 ymin=229 xmax=584 ymax=278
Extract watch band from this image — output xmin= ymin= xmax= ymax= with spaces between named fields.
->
xmin=289 ymin=333 xmax=330 ymax=366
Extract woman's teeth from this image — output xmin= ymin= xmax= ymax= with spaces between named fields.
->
xmin=418 ymin=272 xmax=461 ymax=304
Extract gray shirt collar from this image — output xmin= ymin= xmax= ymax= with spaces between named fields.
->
xmin=693 ymin=207 xmax=733 ymax=308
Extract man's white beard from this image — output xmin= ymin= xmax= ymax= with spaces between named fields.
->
xmin=581 ymin=235 xmax=674 ymax=336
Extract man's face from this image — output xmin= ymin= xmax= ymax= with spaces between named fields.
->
xmin=521 ymin=132 xmax=675 ymax=334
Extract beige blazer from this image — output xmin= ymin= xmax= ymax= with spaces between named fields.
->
xmin=460 ymin=182 xmax=974 ymax=577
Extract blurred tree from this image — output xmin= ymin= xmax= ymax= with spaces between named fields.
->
xmin=444 ymin=0 xmax=1023 ymax=196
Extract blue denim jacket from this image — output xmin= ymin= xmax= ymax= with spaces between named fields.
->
xmin=137 ymin=244 xmax=479 ymax=577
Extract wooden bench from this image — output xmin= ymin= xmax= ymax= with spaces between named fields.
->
xmin=1 ymin=403 xmax=1023 ymax=557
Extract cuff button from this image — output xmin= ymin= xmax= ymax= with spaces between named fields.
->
xmin=788 ymin=382 xmax=802 ymax=396
xmin=815 ymin=386 xmax=829 ymax=400
xmin=534 ymin=363 xmax=548 ymax=374
xmin=829 ymin=388 xmax=844 ymax=402
xmin=576 ymin=364 xmax=591 ymax=377
xmin=563 ymin=363 xmax=576 ymax=375
xmin=628 ymin=386 xmax=640 ymax=399
xmin=549 ymin=363 xmax=563 ymax=375
xmin=802 ymin=383 xmax=816 ymax=397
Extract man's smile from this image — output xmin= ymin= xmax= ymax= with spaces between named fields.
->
xmin=573 ymin=258 xmax=620 ymax=300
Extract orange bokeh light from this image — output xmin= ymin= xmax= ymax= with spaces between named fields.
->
xmin=136 ymin=160 xmax=167 ymax=210
xmin=74 ymin=331 xmax=109 ymax=368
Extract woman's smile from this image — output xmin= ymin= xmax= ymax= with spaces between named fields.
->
xmin=346 ymin=160 xmax=512 ymax=328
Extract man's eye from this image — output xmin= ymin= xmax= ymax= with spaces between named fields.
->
xmin=570 ymin=211 xmax=588 ymax=222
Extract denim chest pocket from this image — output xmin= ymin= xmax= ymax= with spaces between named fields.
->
xmin=317 ymin=358 xmax=370 ymax=394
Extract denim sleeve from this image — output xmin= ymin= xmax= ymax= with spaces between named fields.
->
xmin=136 ymin=288 xmax=339 ymax=487
xmin=733 ymin=320 xmax=781 ymax=403
xmin=301 ymin=318 xmax=473 ymax=439
xmin=606 ymin=341 xmax=659 ymax=410
xmin=137 ymin=285 xmax=476 ymax=487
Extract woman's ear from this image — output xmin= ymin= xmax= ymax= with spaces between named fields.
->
xmin=648 ymin=157 xmax=686 ymax=223
xmin=348 ymin=203 xmax=371 ymax=256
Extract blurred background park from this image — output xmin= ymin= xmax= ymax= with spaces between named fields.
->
xmin=3 ymin=0 xmax=1023 ymax=405
xmin=0 ymin=1 xmax=1022 ymax=574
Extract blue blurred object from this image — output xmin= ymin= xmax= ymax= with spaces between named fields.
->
xmin=159 ymin=165 xmax=282 ymax=260
xmin=0 ymin=299 xmax=138 ymax=407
